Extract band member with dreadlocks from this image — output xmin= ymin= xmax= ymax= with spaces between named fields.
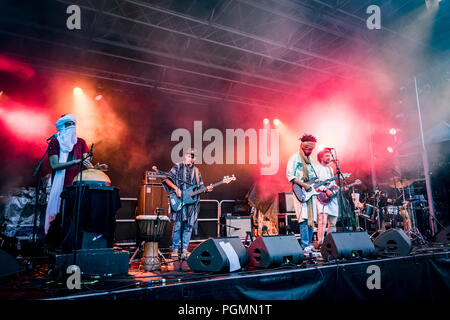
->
xmin=286 ymin=134 xmax=319 ymax=255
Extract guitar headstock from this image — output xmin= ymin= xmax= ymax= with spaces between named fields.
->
xmin=342 ymin=173 xmax=351 ymax=178
xmin=354 ymin=179 xmax=362 ymax=185
xmin=223 ymin=174 xmax=236 ymax=184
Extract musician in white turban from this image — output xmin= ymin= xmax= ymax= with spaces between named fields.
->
xmin=44 ymin=114 xmax=107 ymax=234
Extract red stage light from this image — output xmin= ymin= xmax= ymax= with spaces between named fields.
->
xmin=387 ymin=146 xmax=394 ymax=153
xmin=95 ymin=94 xmax=103 ymax=101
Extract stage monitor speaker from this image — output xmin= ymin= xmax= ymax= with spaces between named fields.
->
xmin=436 ymin=226 xmax=450 ymax=245
xmin=187 ymin=237 xmax=249 ymax=273
xmin=247 ymin=235 xmax=304 ymax=268
xmin=321 ymin=232 xmax=375 ymax=261
xmin=278 ymin=192 xmax=295 ymax=213
xmin=374 ymin=228 xmax=412 ymax=257
xmin=0 ymin=250 xmax=21 ymax=278
xmin=137 ymin=184 xmax=169 ymax=216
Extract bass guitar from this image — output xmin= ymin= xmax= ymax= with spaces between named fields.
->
xmin=292 ymin=173 xmax=351 ymax=203
xmin=317 ymin=179 xmax=362 ymax=205
xmin=169 ymin=175 xmax=236 ymax=211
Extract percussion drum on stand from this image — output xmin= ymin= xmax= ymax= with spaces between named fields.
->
xmin=136 ymin=215 xmax=169 ymax=271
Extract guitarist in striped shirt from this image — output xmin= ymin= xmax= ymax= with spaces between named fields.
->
xmin=163 ymin=148 xmax=213 ymax=261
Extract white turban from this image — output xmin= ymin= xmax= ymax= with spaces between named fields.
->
xmin=55 ymin=114 xmax=77 ymax=153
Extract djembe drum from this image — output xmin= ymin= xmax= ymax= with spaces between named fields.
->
xmin=136 ymin=215 xmax=169 ymax=271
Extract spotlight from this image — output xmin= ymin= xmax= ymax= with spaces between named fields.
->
xmin=387 ymin=146 xmax=394 ymax=153
xmin=273 ymin=119 xmax=280 ymax=126
xmin=263 ymin=118 xmax=269 ymax=125
xmin=73 ymin=87 xmax=83 ymax=95
xmin=95 ymin=94 xmax=103 ymax=101
xmin=425 ymin=0 xmax=440 ymax=9
xmin=389 ymin=128 xmax=397 ymax=135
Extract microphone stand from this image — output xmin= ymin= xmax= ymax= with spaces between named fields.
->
xmin=31 ymin=141 xmax=51 ymax=251
xmin=329 ymin=149 xmax=350 ymax=231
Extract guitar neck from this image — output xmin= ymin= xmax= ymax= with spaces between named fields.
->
xmin=190 ymin=181 xmax=224 ymax=197
xmin=312 ymin=174 xmax=351 ymax=189
xmin=313 ymin=176 xmax=338 ymax=188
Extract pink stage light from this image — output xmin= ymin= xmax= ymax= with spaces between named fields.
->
xmin=263 ymin=118 xmax=269 ymax=125
xmin=95 ymin=94 xmax=103 ymax=101
xmin=389 ymin=128 xmax=397 ymax=135
xmin=273 ymin=119 xmax=280 ymax=126
xmin=387 ymin=146 xmax=394 ymax=153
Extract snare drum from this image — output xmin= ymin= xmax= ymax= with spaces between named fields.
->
xmin=136 ymin=215 xmax=170 ymax=271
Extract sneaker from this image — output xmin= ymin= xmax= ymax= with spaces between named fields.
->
xmin=303 ymin=246 xmax=319 ymax=257
xmin=171 ymin=250 xmax=179 ymax=259
xmin=182 ymin=249 xmax=190 ymax=260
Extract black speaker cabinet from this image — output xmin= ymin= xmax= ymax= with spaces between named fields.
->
xmin=187 ymin=237 xmax=249 ymax=272
xmin=0 ymin=250 xmax=21 ymax=278
xmin=277 ymin=214 xmax=299 ymax=235
xmin=51 ymin=248 xmax=129 ymax=278
xmin=374 ymin=228 xmax=412 ymax=256
xmin=247 ymin=235 xmax=304 ymax=268
xmin=137 ymin=184 xmax=169 ymax=216
xmin=321 ymin=231 xmax=375 ymax=261
xmin=278 ymin=192 xmax=295 ymax=213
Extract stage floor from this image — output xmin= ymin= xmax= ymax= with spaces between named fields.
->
xmin=1 ymin=244 xmax=449 ymax=301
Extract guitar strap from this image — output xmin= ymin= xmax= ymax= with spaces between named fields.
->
xmin=195 ymin=167 xmax=200 ymax=186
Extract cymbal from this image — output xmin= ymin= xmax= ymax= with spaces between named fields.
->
xmin=386 ymin=177 xmax=425 ymax=188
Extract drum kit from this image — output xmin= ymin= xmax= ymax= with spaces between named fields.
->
xmin=351 ymin=177 xmax=427 ymax=242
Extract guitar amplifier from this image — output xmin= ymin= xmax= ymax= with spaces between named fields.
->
xmin=278 ymin=192 xmax=296 ymax=213
xmin=137 ymin=184 xmax=169 ymax=216
xmin=225 ymin=216 xmax=252 ymax=239
xmin=142 ymin=171 xmax=165 ymax=184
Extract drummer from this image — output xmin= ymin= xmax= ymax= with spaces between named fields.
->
xmin=44 ymin=114 xmax=108 ymax=235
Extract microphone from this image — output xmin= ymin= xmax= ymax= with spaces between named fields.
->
xmin=89 ymin=144 xmax=94 ymax=162
xmin=46 ymin=133 xmax=56 ymax=141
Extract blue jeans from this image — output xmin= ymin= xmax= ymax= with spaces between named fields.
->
xmin=171 ymin=221 xmax=193 ymax=251
xmin=299 ymin=220 xmax=314 ymax=249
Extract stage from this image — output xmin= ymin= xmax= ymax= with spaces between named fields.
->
xmin=1 ymin=245 xmax=449 ymax=301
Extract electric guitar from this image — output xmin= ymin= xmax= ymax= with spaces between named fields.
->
xmin=169 ymin=175 xmax=236 ymax=211
xmin=317 ymin=179 xmax=362 ymax=205
xmin=292 ymin=173 xmax=351 ymax=203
